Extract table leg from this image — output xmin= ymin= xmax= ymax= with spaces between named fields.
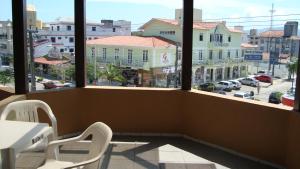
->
xmin=1 ymin=148 xmax=16 ymax=169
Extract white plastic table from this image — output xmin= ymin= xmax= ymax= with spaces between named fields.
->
xmin=0 ymin=120 xmax=52 ymax=169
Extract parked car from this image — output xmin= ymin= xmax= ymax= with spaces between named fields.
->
xmin=228 ymin=80 xmax=241 ymax=90
xmin=255 ymin=75 xmax=273 ymax=84
xmin=212 ymin=90 xmax=226 ymax=95
xmin=282 ymin=86 xmax=296 ymax=107
xmin=42 ymin=80 xmax=64 ymax=89
xmin=233 ymin=91 xmax=254 ymax=100
xmin=239 ymin=77 xmax=259 ymax=87
xmin=63 ymin=82 xmax=75 ymax=88
xmin=216 ymin=81 xmax=234 ymax=92
xmin=199 ymin=82 xmax=219 ymax=92
xmin=257 ymin=70 xmax=267 ymax=75
xmin=269 ymin=92 xmax=283 ymax=104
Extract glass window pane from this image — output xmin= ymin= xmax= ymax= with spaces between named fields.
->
xmin=0 ymin=0 xmax=14 ymax=94
xmin=26 ymin=0 xmax=75 ymax=92
xmin=86 ymin=1 xmax=183 ymax=88
xmin=192 ymin=1 xmax=299 ymax=108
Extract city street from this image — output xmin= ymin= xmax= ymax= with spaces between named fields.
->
xmin=226 ymin=78 xmax=294 ymax=103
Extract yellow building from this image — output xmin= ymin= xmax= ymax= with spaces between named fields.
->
xmin=27 ymin=4 xmax=37 ymax=30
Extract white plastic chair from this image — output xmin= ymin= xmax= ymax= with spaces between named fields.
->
xmin=38 ymin=122 xmax=112 ymax=169
xmin=0 ymin=100 xmax=58 ymax=151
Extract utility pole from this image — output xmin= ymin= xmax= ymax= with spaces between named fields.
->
xmin=268 ymin=4 xmax=276 ymax=73
xmin=28 ymin=30 xmax=38 ymax=91
xmin=174 ymin=43 xmax=179 ymax=88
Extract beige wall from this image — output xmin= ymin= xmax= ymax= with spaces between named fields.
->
xmin=27 ymin=87 xmax=300 ymax=169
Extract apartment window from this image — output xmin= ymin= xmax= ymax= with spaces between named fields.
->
xmin=57 ymin=26 xmax=60 ymax=31
xmin=228 ymin=36 xmax=231 ymax=42
xmin=160 ymin=31 xmax=175 ymax=35
xmin=209 ymin=50 xmax=213 ymax=60
xmin=60 ymin=49 xmax=64 ymax=53
xmin=199 ymin=33 xmax=203 ymax=41
xmin=227 ymin=50 xmax=231 ymax=58
xmin=67 ymin=25 xmax=72 ymax=31
xmin=143 ymin=50 xmax=148 ymax=62
xmin=103 ymin=48 xmax=107 ymax=60
xmin=128 ymin=49 xmax=133 ymax=64
xmin=51 ymin=37 xmax=56 ymax=43
xmin=92 ymin=27 xmax=96 ymax=31
xmin=218 ymin=50 xmax=223 ymax=59
xmin=115 ymin=48 xmax=119 ymax=60
xmin=58 ymin=37 xmax=62 ymax=40
xmin=69 ymin=37 xmax=74 ymax=43
xmin=51 ymin=26 xmax=54 ymax=31
xmin=113 ymin=28 xmax=116 ymax=32
xmin=236 ymin=50 xmax=239 ymax=58
xmin=69 ymin=48 xmax=74 ymax=53
xmin=210 ymin=34 xmax=223 ymax=43
xmin=198 ymin=50 xmax=203 ymax=60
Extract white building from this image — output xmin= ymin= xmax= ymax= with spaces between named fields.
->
xmin=38 ymin=18 xmax=131 ymax=54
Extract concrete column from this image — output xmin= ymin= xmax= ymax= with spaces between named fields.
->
xmin=203 ymin=68 xmax=207 ymax=83
xmin=212 ymin=68 xmax=216 ymax=82
xmin=222 ymin=67 xmax=225 ymax=80
xmin=229 ymin=67 xmax=233 ymax=79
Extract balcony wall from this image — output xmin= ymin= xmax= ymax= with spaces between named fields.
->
xmin=26 ymin=87 xmax=300 ymax=169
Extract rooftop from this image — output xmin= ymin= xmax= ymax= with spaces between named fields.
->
xmin=140 ymin=18 xmax=243 ymax=33
xmin=259 ymin=30 xmax=284 ymax=38
xmin=86 ymin=36 xmax=177 ymax=48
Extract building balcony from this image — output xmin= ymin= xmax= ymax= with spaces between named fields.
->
xmin=1 ymin=87 xmax=299 ymax=169
xmin=98 ymin=57 xmax=148 ymax=69
xmin=193 ymin=58 xmax=245 ymax=66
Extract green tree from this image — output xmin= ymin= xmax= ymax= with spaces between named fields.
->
xmin=0 ymin=70 xmax=12 ymax=86
xmin=100 ymin=64 xmax=126 ymax=84
xmin=286 ymin=60 xmax=298 ymax=80
xmin=65 ymin=65 xmax=75 ymax=81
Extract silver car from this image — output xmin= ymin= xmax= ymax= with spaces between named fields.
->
xmin=229 ymin=80 xmax=242 ymax=90
xmin=239 ymin=77 xmax=259 ymax=87
xmin=217 ymin=81 xmax=234 ymax=92
xmin=234 ymin=91 xmax=254 ymax=100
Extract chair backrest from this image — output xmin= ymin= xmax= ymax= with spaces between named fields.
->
xmin=79 ymin=122 xmax=112 ymax=169
xmin=0 ymin=100 xmax=58 ymax=139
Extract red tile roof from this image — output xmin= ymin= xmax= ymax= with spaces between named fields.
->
xmin=141 ymin=18 xmax=242 ymax=33
xmin=259 ymin=30 xmax=284 ymax=38
xmin=34 ymin=57 xmax=70 ymax=65
xmin=86 ymin=36 xmax=176 ymax=48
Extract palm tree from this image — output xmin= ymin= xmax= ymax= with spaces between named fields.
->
xmin=100 ymin=64 xmax=126 ymax=84
xmin=286 ymin=60 xmax=298 ymax=80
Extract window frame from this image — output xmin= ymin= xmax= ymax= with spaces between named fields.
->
xmin=10 ymin=0 xmax=300 ymax=112
xmin=143 ymin=50 xmax=148 ymax=62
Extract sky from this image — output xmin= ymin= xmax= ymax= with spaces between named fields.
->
xmin=0 ymin=0 xmax=299 ymax=30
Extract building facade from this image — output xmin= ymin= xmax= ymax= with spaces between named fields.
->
xmin=86 ymin=36 xmax=177 ymax=87
xmin=38 ymin=18 xmax=131 ymax=54
xmin=140 ymin=17 xmax=246 ymax=85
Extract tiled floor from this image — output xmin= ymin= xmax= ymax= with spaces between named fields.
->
xmin=16 ymin=136 xmax=280 ymax=169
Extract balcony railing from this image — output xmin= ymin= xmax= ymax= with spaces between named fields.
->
xmin=97 ymin=57 xmax=147 ymax=69
xmin=193 ymin=58 xmax=245 ymax=66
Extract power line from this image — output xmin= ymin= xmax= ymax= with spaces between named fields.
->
xmin=204 ymin=13 xmax=300 ymax=21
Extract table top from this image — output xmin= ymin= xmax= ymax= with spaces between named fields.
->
xmin=0 ymin=120 xmax=50 ymax=150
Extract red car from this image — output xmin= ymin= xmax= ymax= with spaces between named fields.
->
xmin=43 ymin=81 xmax=64 ymax=89
xmin=255 ymin=75 xmax=273 ymax=83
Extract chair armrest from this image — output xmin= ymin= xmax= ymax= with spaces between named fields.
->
xmin=62 ymin=155 xmax=102 ymax=169
xmin=46 ymin=136 xmax=81 ymax=159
